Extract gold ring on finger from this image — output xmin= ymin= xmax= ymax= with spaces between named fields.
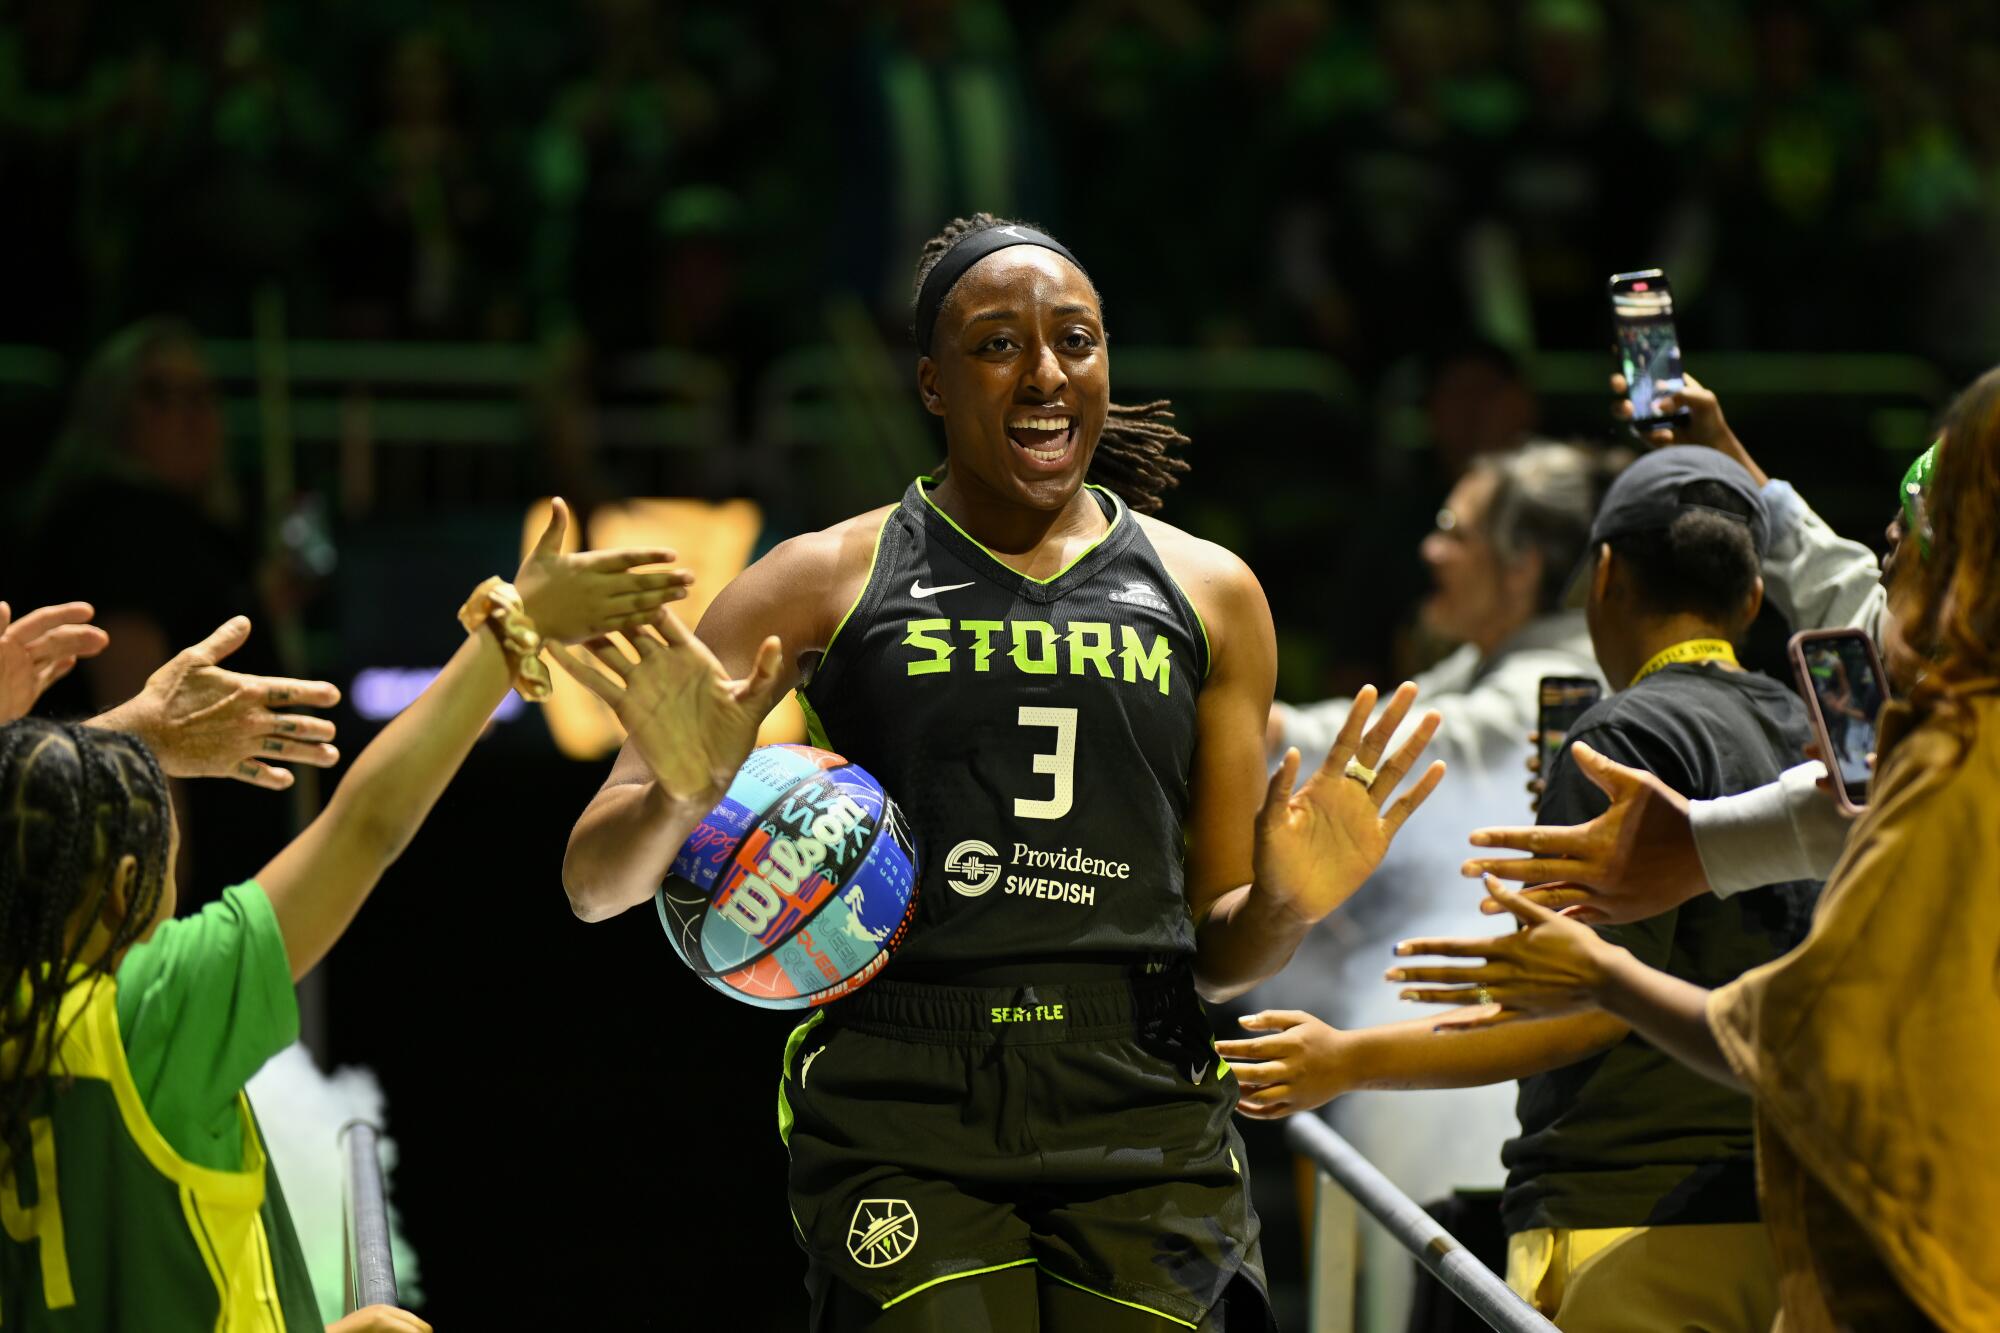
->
xmin=1344 ymin=758 xmax=1378 ymax=786
xmin=1475 ymin=986 xmax=1494 ymax=1006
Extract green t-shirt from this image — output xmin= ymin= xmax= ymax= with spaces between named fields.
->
xmin=113 ymin=880 xmax=299 ymax=1172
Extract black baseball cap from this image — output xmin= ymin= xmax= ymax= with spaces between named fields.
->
xmin=1587 ymin=445 xmax=1770 ymax=556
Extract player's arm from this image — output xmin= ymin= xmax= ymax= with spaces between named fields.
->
xmin=257 ymin=502 xmax=685 ymax=980
xmin=1160 ymin=530 xmax=1443 ymax=1002
xmin=1214 ymin=1004 xmax=1628 ymax=1118
xmin=561 ymin=513 xmax=881 ymax=921
xmin=1176 ymin=546 xmax=1295 ymax=999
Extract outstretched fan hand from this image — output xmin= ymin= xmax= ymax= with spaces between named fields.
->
xmin=1254 ymin=681 xmax=1448 ymax=923
xmin=548 ymin=608 xmax=786 ymax=809
xmin=1459 ymin=739 xmax=1707 ymax=926
xmin=96 ymin=615 xmax=342 ymax=789
xmin=0 ymin=601 xmax=108 ymax=723
xmin=1389 ymin=875 xmax=1620 ymax=1031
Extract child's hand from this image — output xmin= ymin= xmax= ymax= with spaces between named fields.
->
xmin=1215 ymin=1009 xmax=1356 ymax=1119
xmin=515 ymin=498 xmax=693 ymax=643
xmin=1389 ymin=876 xmax=1624 ymax=1030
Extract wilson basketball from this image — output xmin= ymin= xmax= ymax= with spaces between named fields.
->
xmin=658 ymin=744 xmax=918 ymax=1009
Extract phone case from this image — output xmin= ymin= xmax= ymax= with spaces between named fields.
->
xmin=1786 ymin=629 xmax=1888 ymax=815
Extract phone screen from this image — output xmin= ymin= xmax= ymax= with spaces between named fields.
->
xmin=1800 ymin=636 xmax=1886 ymax=806
xmin=1538 ymin=677 xmax=1603 ymax=780
xmin=1610 ymin=271 xmax=1685 ymax=425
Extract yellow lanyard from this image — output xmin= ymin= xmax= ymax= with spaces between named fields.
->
xmin=1630 ymin=637 xmax=1739 ymax=687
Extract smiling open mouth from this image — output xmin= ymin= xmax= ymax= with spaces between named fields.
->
xmin=1007 ymin=413 xmax=1076 ymax=466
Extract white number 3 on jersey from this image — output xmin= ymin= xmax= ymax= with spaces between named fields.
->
xmin=1015 ymin=706 xmax=1078 ymax=820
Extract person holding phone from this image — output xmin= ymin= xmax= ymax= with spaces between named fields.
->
xmin=1461 ymin=393 xmax=1942 ymax=923
xmin=1395 ymin=371 xmax=2000 ymax=1328
xmin=1222 ymin=447 xmax=1825 ymax=1329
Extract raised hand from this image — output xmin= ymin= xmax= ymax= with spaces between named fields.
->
xmin=548 ymin=608 xmax=784 ymax=808
xmin=0 ymin=601 xmax=109 ymax=723
xmin=1610 ymin=370 xmax=1769 ymax=486
xmin=1460 ymin=739 xmax=1706 ymax=926
xmin=92 ymin=616 xmax=341 ymax=789
xmin=1254 ymin=681 xmax=1447 ymax=923
xmin=515 ymin=497 xmax=692 ymax=644
xmin=1388 ymin=876 xmax=1624 ymax=1031
xmin=1214 ymin=1009 xmax=1354 ymax=1119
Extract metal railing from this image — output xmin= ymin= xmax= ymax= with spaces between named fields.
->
xmin=1287 ymin=1113 xmax=1557 ymax=1333
xmin=339 ymin=1119 xmax=400 ymax=1314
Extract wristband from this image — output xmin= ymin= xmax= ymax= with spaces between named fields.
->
xmin=457 ymin=577 xmax=553 ymax=702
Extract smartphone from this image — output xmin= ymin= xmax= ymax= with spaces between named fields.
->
xmin=1538 ymin=676 xmax=1604 ymax=782
xmin=1608 ymin=269 xmax=1691 ymax=431
xmin=1788 ymin=629 xmax=1889 ymax=814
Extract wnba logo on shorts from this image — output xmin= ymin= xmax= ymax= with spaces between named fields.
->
xmin=944 ymin=839 xmax=1002 ymax=897
xmin=848 ymin=1199 xmax=919 ymax=1268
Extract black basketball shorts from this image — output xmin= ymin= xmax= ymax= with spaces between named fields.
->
xmin=778 ymin=967 xmax=1272 ymax=1329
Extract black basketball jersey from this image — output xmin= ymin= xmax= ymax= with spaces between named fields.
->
xmin=798 ymin=477 xmax=1210 ymax=970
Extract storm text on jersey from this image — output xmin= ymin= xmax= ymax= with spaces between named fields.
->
xmin=899 ymin=617 xmax=1173 ymax=694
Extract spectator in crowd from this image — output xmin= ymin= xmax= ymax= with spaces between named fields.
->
xmin=1252 ymin=439 xmax=1616 ymax=1327
xmin=1400 ymin=364 xmax=2000 ymax=1329
xmin=21 ymin=318 xmax=304 ymax=889
xmin=24 ymin=318 xmax=267 ymax=703
xmin=1257 ymin=438 xmax=1615 ymax=1236
xmin=1461 ymin=373 xmax=1915 ymax=915
xmin=1223 ymin=447 xmax=1821 ymax=1328
xmin=0 ymin=501 xmax=680 ymax=1333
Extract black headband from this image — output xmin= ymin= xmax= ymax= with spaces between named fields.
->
xmin=913 ymin=224 xmax=1083 ymax=353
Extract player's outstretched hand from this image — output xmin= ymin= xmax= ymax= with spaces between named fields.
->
xmin=1389 ymin=876 xmax=1624 ymax=1031
xmin=0 ymin=600 xmax=109 ymax=723
xmin=1215 ymin=1009 xmax=1353 ymax=1119
xmin=326 ymin=1305 xmax=432 ymax=1333
xmin=549 ymin=608 xmax=784 ymax=809
xmin=91 ymin=616 xmax=341 ymax=789
xmin=515 ymin=496 xmax=692 ymax=644
xmin=1253 ymin=681 xmax=1446 ymax=923
xmin=1609 ymin=370 xmax=1768 ymax=486
xmin=1460 ymin=740 xmax=1706 ymax=926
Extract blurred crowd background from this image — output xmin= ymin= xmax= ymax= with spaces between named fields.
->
xmin=3 ymin=0 xmax=1991 ymax=1326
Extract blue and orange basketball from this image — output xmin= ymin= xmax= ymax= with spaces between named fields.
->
xmin=658 ymin=744 xmax=918 ymax=1009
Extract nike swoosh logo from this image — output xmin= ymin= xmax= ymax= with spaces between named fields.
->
xmin=1191 ymin=1061 xmax=1211 ymax=1085
xmin=910 ymin=579 xmax=974 ymax=598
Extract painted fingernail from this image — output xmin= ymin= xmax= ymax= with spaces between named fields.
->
xmin=1385 ymin=969 xmax=1405 ymax=981
xmin=1394 ymin=943 xmax=1413 ymax=955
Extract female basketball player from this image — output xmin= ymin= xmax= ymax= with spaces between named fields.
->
xmin=561 ymin=215 xmax=1447 ymax=1332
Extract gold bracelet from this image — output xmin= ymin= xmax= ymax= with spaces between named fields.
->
xmin=457 ymin=577 xmax=553 ymax=702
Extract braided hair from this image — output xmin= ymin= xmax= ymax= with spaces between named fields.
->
xmin=912 ymin=213 xmax=1191 ymax=515
xmin=0 ymin=720 xmax=170 ymax=1178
